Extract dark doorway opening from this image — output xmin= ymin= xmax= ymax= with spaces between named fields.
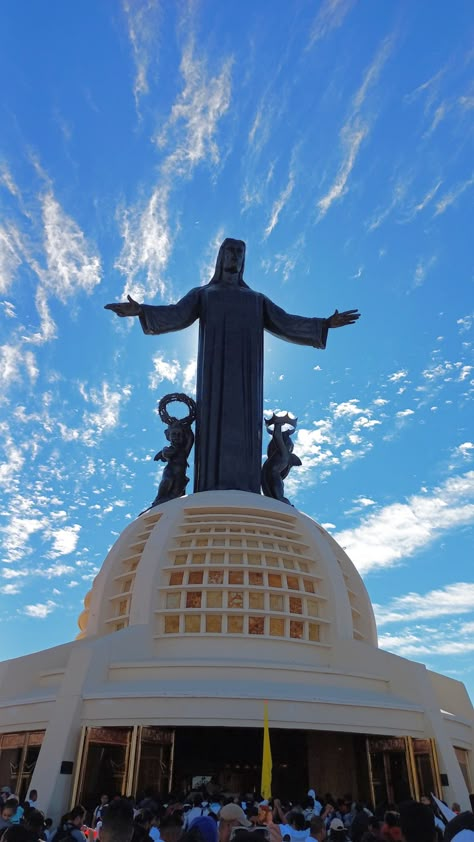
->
xmin=173 ymin=727 xmax=308 ymax=799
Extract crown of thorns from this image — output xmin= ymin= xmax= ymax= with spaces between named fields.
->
xmin=265 ymin=411 xmax=297 ymax=429
xmin=158 ymin=393 xmax=197 ymax=426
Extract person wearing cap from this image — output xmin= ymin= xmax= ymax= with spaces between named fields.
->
xmin=218 ymin=804 xmax=251 ymax=842
xmin=306 ymin=793 xmax=322 ymax=819
xmin=327 ymin=818 xmax=349 ymax=841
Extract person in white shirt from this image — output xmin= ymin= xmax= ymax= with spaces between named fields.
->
xmin=307 ymin=792 xmax=323 ymax=818
xmin=26 ymin=790 xmax=41 ymax=813
xmin=93 ymin=794 xmax=110 ymax=828
xmin=278 ymin=812 xmax=309 ymax=841
xmin=185 ymin=797 xmax=209 ymax=828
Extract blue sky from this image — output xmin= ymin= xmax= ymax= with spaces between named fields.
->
xmin=1 ymin=1 xmax=473 ymax=698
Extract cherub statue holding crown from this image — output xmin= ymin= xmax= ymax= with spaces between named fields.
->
xmin=261 ymin=412 xmax=302 ymax=506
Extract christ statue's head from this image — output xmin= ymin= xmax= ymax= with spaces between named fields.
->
xmin=209 ymin=238 xmax=248 ymax=287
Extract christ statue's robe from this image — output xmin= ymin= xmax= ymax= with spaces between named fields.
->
xmin=139 ymin=284 xmax=328 ymax=494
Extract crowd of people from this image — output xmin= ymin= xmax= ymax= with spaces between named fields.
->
xmin=1 ymin=785 xmax=473 ymax=842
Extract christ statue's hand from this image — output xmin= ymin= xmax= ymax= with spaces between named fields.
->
xmin=104 ymin=295 xmax=142 ymax=317
xmin=326 ymin=308 xmax=360 ymax=328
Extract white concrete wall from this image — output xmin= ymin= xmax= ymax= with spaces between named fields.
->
xmin=0 ymin=493 xmax=471 ymax=816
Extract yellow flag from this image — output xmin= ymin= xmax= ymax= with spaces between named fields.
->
xmin=261 ymin=700 xmax=272 ymax=799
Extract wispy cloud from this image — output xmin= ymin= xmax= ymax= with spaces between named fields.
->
xmin=122 ymin=0 xmax=160 ymax=113
xmin=379 ymin=627 xmax=474 ymax=660
xmin=374 ymin=582 xmax=474 ymax=625
xmin=0 ymin=223 xmax=23 ymax=294
xmin=354 ymin=496 xmax=376 ymax=508
xmin=1 ymin=162 xmax=101 ymax=352
xmin=404 ymin=66 xmax=446 ymax=108
xmin=116 ymin=38 xmax=232 ymax=297
xmin=458 ymin=94 xmax=474 ymax=111
xmin=182 ymin=358 xmax=197 ymax=393
xmin=264 ymin=167 xmax=295 ymax=239
xmin=269 ymin=234 xmax=306 ymax=283
xmin=148 ymin=352 xmax=197 ymax=395
xmin=28 ymin=286 xmax=57 ymax=344
xmin=1 ymin=515 xmax=47 ymax=563
xmin=81 ymin=382 xmax=132 ymax=445
xmin=317 ymin=121 xmax=367 ymax=218
xmin=1 ymin=300 xmax=16 ymax=319
xmin=457 ymin=313 xmax=473 ymax=334
xmin=149 ymin=354 xmax=181 ymax=389
xmin=307 ymin=0 xmax=356 ymax=48
xmin=40 ymin=563 xmax=76 ymax=577
xmin=1 ymin=568 xmax=28 ymax=580
xmin=1 ymin=583 xmax=21 ymax=595
xmin=57 ymin=382 xmax=132 ymax=446
xmin=284 ymin=398 xmax=383 ymax=497
xmin=0 ymin=343 xmax=38 ymax=391
xmin=423 ymin=101 xmax=450 ymax=137
xmin=434 ymin=176 xmax=474 ymax=216
xmin=0 ymin=164 xmax=23 ymax=202
xmin=335 ymin=471 xmax=474 ymax=574
xmin=404 ymin=180 xmax=443 ymax=220
xmin=388 ymin=369 xmax=408 ymax=382
xmin=157 ymin=40 xmax=232 ymax=178
xmin=247 ymin=105 xmax=275 ymax=155
xmin=47 ymin=525 xmax=81 ymax=558
xmin=455 ymin=442 xmax=474 ymax=459
xmin=40 ymin=191 xmax=101 ymax=301
xmin=199 ymin=227 xmax=225 ymax=286
xmin=420 ymin=358 xmax=473 ymax=388
xmin=21 ymin=600 xmax=57 ymax=619
xmin=317 ymin=35 xmax=394 ymax=219
xmin=115 ymin=186 xmax=172 ymax=301
xmin=241 ymin=160 xmax=275 ymax=213
xmin=413 ymin=254 xmax=437 ymax=287
xmin=379 ymin=620 xmax=474 ymax=659
xmin=352 ymin=36 xmax=394 ymax=112
xmin=367 ymin=179 xmax=410 ymax=231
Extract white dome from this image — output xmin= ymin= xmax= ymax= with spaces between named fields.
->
xmin=78 ymin=491 xmax=377 ymax=651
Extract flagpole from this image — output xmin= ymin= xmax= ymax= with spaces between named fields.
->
xmin=261 ymin=700 xmax=273 ymax=800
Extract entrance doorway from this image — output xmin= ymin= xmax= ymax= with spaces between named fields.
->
xmin=0 ymin=731 xmax=44 ymax=800
xmin=72 ymin=727 xmax=441 ymax=812
xmin=173 ymin=727 xmax=307 ymax=800
xmin=367 ymin=737 xmax=416 ymax=806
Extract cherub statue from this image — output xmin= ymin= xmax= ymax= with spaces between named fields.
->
xmin=261 ymin=412 xmax=302 ymax=506
xmin=150 ymin=393 xmax=196 ymax=507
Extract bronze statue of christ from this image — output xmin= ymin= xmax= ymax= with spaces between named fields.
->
xmin=105 ymin=238 xmax=360 ymax=495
